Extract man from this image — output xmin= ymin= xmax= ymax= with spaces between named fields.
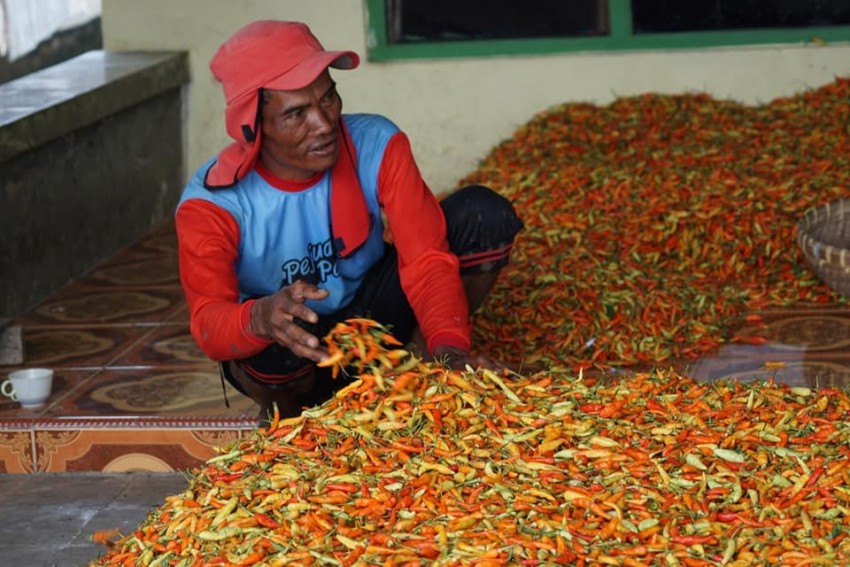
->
xmin=176 ymin=20 xmax=523 ymax=422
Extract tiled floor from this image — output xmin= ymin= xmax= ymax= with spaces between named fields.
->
xmin=0 ymin=221 xmax=258 ymax=473
xmin=1 ymin=219 xmax=848 ymax=473
xmin=683 ymin=303 xmax=850 ymax=388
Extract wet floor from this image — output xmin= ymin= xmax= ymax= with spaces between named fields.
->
xmin=0 ymin=472 xmax=186 ymax=567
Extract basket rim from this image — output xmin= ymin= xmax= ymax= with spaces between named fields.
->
xmin=798 ymin=198 xmax=850 ymax=271
xmin=799 ymin=198 xmax=850 ymax=228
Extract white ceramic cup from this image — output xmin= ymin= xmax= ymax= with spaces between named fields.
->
xmin=1 ymin=368 xmax=54 ymax=408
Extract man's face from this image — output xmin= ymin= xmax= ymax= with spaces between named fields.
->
xmin=259 ymin=70 xmax=342 ymax=180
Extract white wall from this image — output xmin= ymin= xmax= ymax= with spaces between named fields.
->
xmin=102 ymin=0 xmax=850 ymax=194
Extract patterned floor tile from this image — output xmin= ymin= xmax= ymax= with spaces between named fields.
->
xmin=33 ymin=427 xmax=242 ymax=472
xmin=79 ymin=255 xmax=180 ymax=289
xmin=678 ymin=306 xmax=850 ymax=387
xmin=696 ymin=358 xmax=850 ymax=388
xmin=18 ymin=325 xmax=153 ymax=369
xmin=0 ymin=430 xmax=34 ymax=473
xmin=108 ymin=324 xmax=211 ymax=368
xmin=17 ymin=286 xmax=186 ymax=326
xmin=129 ymin=221 xmax=178 ymax=255
xmin=732 ymin=309 xmax=850 ymax=353
xmin=756 ymin=301 xmax=850 ymax=316
xmin=165 ymin=303 xmax=189 ymax=324
xmin=40 ymin=366 xmax=257 ymax=419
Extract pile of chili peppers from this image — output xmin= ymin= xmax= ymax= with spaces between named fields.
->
xmin=90 ymin=319 xmax=850 ymax=566
xmin=459 ymin=79 xmax=850 ymax=370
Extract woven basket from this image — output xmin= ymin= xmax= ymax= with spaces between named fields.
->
xmin=797 ymin=198 xmax=850 ymax=299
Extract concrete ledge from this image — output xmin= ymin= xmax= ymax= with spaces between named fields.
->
xmin=0 ymin=51 xmax=189 ymax=319
xmin=0 ymin=50 xmax=189 ymax=161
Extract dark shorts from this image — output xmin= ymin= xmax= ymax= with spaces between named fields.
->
xmin=222 ymin=184 xmax=523 ymax=395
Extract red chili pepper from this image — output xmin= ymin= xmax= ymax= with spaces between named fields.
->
xmin=212 ymin=473 xmax=243 ymax=483
xmin=806 ymin=465 xmax=826 ymax=488
xmin=253 ymin=513 xmax=279 ymax=529
xmin=580 ymin=403 xmax=605 ymax=413
xmin=671 ymin=535 xmax=716 ymax=545
xmin=715 ymin=512 xmax=740 ymax=523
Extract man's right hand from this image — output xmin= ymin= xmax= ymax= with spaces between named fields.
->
xmin=249 ymin=281 xmax=330 ymax=363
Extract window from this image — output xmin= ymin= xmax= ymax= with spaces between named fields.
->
xmin=365 ymin=0 xmax=850 ymax=61
xmin=632 ymin=0 xmax=850 ymax=34
xmin=386 ymin=0 xmax=608 ymax=43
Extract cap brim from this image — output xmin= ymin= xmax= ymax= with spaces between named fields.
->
xmin=265 ymin=50 xmax=360 ymax=91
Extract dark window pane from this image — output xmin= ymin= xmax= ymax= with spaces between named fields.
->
xmin=386 ymin=0 xmax=609 ymax=44
xmin=633 ymin=0 xmax=850 ymax=34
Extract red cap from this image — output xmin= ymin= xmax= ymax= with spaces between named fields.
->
xmin=205 ymin=21 xmax=360 ymax=187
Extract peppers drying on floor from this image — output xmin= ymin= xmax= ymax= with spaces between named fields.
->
xmin=460 ymin=79 xmax=850 ymax=370
xmin=90 ymin=84 xmax=850 ymax=565
xmin=90 ymin=319 xmax=850 ymax=566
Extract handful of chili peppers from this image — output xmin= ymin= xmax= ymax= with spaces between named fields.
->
xmin=90 ymin=318 xmax=850 ymax=567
